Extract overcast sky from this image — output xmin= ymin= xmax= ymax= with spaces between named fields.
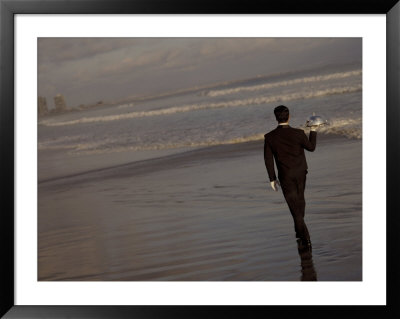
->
xmin=38 ymin=38 xmax=361 ymax=108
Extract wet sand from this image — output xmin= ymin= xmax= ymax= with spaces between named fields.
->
xmin=38 ymin=134 xmax=362 ymax=281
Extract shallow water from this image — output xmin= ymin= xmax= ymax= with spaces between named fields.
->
xmin=38 ymin=135 xmax=361 ymax=281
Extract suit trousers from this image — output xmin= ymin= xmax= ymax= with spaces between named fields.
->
xmin=279 ymin=171 xmax=310 ymax=241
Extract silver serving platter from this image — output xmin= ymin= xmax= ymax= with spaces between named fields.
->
xmin=306 ymin=114 xmax=328 ymax=127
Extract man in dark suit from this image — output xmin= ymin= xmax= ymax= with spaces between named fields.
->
xmin=264 ymin=105 xmax=317 ymax=250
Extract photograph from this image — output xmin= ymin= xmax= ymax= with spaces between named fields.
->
xmin=37 ymin=37 xmax=362 ymax=281
xmin=2 ymin=0 xmax=399 ymax=317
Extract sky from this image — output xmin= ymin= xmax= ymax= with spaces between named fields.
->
xmin=38 ymin=38 xmax=361 ymax=108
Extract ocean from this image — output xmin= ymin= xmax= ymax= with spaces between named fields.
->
xmin=38 ymin=61 xmax=362 ymax=281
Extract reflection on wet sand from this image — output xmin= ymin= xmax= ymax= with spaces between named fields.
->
xmin=297 ymin=240 xmax=317 ymax=281
xmin=38 ymin=136 xmax=361 ymax=281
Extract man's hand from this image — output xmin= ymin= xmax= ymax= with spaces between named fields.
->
xmin=310 ymin=125 xmax=318 ymax=132
xmin=270 ymin=180 xmax=280 ymax=191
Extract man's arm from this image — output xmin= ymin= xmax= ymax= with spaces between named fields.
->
xmin=264 ymin=136 xmax=277 ymax=181
xmin=301 ymin=130 xmax=317 ymax=152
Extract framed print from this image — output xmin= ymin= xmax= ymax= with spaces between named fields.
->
xmin=1 ymin=0 xmax=399 ymax=318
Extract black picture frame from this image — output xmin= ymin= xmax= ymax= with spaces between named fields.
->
xmin=1 ymin=0 xmax=399 ymax=318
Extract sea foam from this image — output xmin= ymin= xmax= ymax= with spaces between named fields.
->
xmin=40 ymin=84 xmax=362 ymax=127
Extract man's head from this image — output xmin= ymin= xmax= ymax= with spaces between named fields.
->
xmin=274 ymin=105 xmax=290 ymax=123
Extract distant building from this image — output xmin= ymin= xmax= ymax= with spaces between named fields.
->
xmin=38 ymin=96 xmax=48 ymax=116
xmin=54 ymin=94 xmax=67 ymax=111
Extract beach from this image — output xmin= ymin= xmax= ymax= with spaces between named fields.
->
xmin=38 ymin=133 xmax=362 ymax=281
xmin=38 ymin=60 xmax=362 ymax=281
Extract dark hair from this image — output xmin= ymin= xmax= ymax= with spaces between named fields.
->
xmin=274 ymin=105 xmax=289 ymax=123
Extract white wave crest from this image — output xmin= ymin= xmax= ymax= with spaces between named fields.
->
xmin=39 ymin=116 xmax=361 ymax=156
xmin=205 ymin=70 xmax=362 ymax=97
xmin=38 ymin=135 xmax=90 ymax=150
xmin=65 ymin=120 xmax=361 ymax=156
xmin=40 ymin=84 xmax=362 ymax=127
xmin=317 ymin=117 xmax=362 ymax=139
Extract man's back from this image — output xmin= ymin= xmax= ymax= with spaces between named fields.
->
xmin=264 ymin=125 xmax=317 ymax=180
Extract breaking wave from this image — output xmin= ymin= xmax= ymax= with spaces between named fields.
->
xmin=39 ymin=84 xmax=362 ymax=127
xmin=204 ymin=70 xmax=362 ymax=97
xmin=38 ymin=135 xmax=90 ymax=150
xmin=313 ymin=117 xmax=362 ymax=139
xmin=38 ymin=116 xmax=361 ymax=156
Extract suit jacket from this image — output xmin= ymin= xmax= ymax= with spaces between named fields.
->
xmin=264 ymin=125 xmax=317 ymax=181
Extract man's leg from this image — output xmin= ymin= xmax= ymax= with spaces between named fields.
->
xmin=280 ymin=173 xmax=310 ymax=242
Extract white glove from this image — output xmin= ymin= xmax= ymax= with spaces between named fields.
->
xmin=270 ymin=180 xmax=280 ymax=191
